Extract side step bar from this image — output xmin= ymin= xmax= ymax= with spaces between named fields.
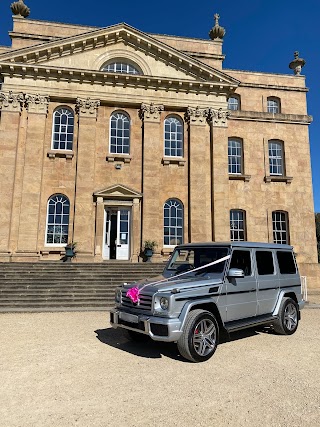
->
xmin=225 ymin=315 xmax=276 ymax=333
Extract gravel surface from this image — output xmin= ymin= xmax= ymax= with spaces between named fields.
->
xmin=1 ymin=310 xmax=319 ymax=427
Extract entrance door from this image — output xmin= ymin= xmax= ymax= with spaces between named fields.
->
xmin=103 ymin=208 xmax=130 ymax=260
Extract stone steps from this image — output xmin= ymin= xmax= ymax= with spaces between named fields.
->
xmin=0 ymin=262 xmax=164 ymax=312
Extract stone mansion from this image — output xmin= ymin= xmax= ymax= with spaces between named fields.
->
xmin=0 ymin=2 xmax=318 ymax=281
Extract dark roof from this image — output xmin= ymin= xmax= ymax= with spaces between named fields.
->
xmin=177 ymin=242 xmax=293 ymax=250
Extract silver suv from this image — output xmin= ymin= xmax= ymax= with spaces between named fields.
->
xmin=110 ymin=242 xmax=304 ymax=362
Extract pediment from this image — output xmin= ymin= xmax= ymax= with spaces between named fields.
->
xmin=0 ymin=22 xmax=239 ymax=88
xmin=94 ymin=184 xmax=142 ymax=200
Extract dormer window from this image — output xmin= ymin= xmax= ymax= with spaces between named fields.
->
xmin=101 ymin=61 xmax=141 ymax=75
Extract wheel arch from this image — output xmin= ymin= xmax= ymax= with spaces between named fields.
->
xmin=179 ymin=300 xmax=225 ymax=332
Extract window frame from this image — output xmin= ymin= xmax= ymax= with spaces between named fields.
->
xmin=163 ymin=199 xmax=184 ymax=247
xmin=164 ymin=115 xmax=184 ymax=158
xmin=268 ymin=139 xmax=285 ymax=176
xmin=267 ymin=97 xmax=281 ymax=114
xmin=101 ymin=61 xmax=141 ymax=75
xmin=228 ymin=137 xmax=243 ymax=175
xmin=45 ymin=194 xmax=70 ymax=246
xmin=109 ymin=111 xmax=131 ymax=155
xmin=51 ymin=107 xmax=74 ymax=151
xmin=272 ymin=211 xmax=290 ymax=245
xmin=230 ymin=209 xmax=247 ymax=241
xmin=228 ymin=95 xmax=241 ymax=111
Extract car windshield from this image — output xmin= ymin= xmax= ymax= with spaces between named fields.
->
xmin=165 ymin=247 xmax=230 ymax=277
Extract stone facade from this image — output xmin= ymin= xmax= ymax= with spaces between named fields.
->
xmin=0 ymin=13 xmax=318 ymax=286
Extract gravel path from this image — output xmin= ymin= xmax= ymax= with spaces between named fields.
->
xmin=1 ymin=310 xmax=319 ymax=427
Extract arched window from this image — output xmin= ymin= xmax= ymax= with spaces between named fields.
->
xmin=52 ymin=107 xmax=74 ymax=150
xmin=101 ymin=61 xmax=141 ymax=75
xmin=267 ymin=97 xmax=281 ymax=114
xmin=268 ymin=140 xmax=285 ymax=176
xmin=110 ymin=111 xmax=130 ymax=154
xmin=228 ymin=138 xmax=243 ymax=174
xmin=230 ymin=209 xmax=246 ymax=241
xmin=164 ymin=199 xmax=183 ymax=246
xmin=46 ymin=195 xmax=70 ymax=245
xmin=228 ymin=95 xmax=241 ymax=111
xmin=272 ymin=211 xmax=289 ymax=244
xmin=164 ymin=116 xmax=183 ymax=157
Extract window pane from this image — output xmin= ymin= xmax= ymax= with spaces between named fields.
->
xmin=164 ymin=117 xmax=183 ymax=157
xmin=230 ymin=250 xmax=251 ymax=276
xmin=256 ymin=251 xmax=274 ymax=275
xmin=230 ymin=210 xmax=246 ymax=241
xmin=163 ymin=199 xmax=183 ymax=246
xmin=46 ymin=195 xmax=70 ymax=245
xmin=277 ymin=251 xmax=296 ymax=274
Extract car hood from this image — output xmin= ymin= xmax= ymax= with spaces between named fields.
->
xmin=122 ymin=274 xmax=223 ymax=293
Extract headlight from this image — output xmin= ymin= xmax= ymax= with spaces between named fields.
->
xmin=160 ymin=297 xmax=169 ymax=310
xmin=115 ymin=288 xmax=122 ymax=303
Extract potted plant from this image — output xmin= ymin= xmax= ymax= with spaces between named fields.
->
xmin=64 ymin=242 xmax=77 ymax=262
xmin=143 ymin=240 xmax=157 ymax=262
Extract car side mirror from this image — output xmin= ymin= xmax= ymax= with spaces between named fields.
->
xmin=228 ymin=268 xmax=245 ymax=278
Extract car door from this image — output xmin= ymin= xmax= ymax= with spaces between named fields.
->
xmin=255 ymin=249 xmax=279 ymax=315
xmin=226 ymin=249 xmax=257 ymax=321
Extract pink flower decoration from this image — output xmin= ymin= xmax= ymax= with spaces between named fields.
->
xmin=126 ymin=286 xmax=140 ymax=303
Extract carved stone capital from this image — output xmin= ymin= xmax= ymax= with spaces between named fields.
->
xmin=0 ymin=91 xmax=24 ymax=112
xmin=206 ymin=107 xmax=230 ymax=127
xmin=25 ymin=94 xmax=49 ymax=114
xmin=76 ymin=97 xmax=100 ymax=117
xmin=139 ymin=102 xmax=164 ymax=122
xmin=185 ymin=106 xmax=208 ymax=126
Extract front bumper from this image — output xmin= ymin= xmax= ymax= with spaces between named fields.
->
xmin=110 ymin=309 xmax=183 ymax=342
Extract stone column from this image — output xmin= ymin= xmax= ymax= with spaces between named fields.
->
xmin=131 ymin=197 xmax=141 ymax=262
xmin=94 ymin=196 xmax=104 ymax=260
xmin=16 ymin=94 xmax=49 ymax=258
xmin=0 ymin=91 xmax=24 ymax=259
xmin=207 ymin=108 xmax=230 ymax=241
xmin=140 ymin=103 xmax=164 ymax=258
xmin=73 ymin=97 xmax=100 ymax=261
xmin=185 ymin=107 xmax=212 ymax=242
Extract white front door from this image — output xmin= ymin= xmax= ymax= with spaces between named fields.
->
xmin=103 ymin=208 xmax=130 ymax=260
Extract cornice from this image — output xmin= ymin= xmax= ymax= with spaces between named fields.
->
xmin=0 ymin=23 xmax=240 ymax=87
xmin=238 ymin=82 xmax=308 ymax=93
xmin=229 ymin=110 xmax=312 ymax=125
xmin=0 ymin=62 xmax=234 ymax=96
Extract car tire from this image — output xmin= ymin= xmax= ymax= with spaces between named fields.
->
xmin=126 ymin=330 xmax=150 ymax=342
xmin=273 ymin=297 xmax=299 ymax=335
xmin=177 ymin=309 xmax=219 ymax=362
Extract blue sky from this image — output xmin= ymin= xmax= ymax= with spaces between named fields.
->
xmin=1 ymin=0 xmax=319 ymax=210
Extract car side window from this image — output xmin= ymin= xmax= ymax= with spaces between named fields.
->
xmin=230 ymin=250 xmax=252 ymax=276
xmin=276 ymin=251 xmax=296 ymax=274
xmin=256 ymin=251 xmax=274 ymax=275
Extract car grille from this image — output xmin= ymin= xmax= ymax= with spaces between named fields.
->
xmin=121 ymin=290 xmax=153 ymax=311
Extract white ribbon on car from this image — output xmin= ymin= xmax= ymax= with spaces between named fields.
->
xmin=126 ymin=255 xmax=231 ymax=303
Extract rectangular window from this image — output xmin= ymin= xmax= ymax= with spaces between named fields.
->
xmin=228 ymin=139 xmax=243 ymax=174
xmin=277 ymin=251 xmax=296 ymax=274
xmin=256 ymin=251 xmax=274 ymax=275
xmin=230 ymin=250 xmax=252 ymax=276
xmin=272 ymin=211 xmax=289 ymax=244
xmin=230 ymin=210 xmax=246 ymax=241
xmin=269 ymin=141 xmax=284 ymax=175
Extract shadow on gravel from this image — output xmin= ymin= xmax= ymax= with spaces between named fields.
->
xmin=95 ymin=326 xmax=271 ymax=361
xmin=95 ymin=327 xmax=182 ymax=361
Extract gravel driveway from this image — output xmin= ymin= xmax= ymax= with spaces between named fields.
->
xmin=0 ymin=309 xmax=319 ymax=427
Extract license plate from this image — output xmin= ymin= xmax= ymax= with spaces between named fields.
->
xmin=119 ymin=312 xmax=139 ymax=323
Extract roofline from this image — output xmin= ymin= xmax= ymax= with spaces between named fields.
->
xmin=176 ymin=242 xmax=293 ymax=250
